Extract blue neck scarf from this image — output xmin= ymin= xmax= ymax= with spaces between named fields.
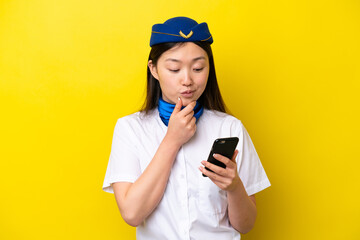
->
xmin=158 ymin=97 xmax=204 ymax=126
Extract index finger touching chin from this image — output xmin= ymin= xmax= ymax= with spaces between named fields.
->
xmin=180 ymin=101 xmax=196 ymax=115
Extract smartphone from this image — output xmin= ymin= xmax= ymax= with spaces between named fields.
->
xmin=203 ymin=137 xmax=239 ymax=177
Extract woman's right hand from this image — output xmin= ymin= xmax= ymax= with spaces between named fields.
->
xmin=165 ymin=97 xmax=197 ymax=148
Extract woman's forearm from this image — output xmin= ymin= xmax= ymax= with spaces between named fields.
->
xmin=227 ymin=179 xmax=257 ymax=234
xmin=115 ymin=100 xmax=197 ymax=226
xmin=116 ymin=135 xmax=180 ymax=226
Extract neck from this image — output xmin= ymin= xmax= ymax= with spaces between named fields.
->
xmin=157 ymin=97 xmax=204 ymax=126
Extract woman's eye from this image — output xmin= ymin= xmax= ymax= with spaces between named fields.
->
xmin=169 ymin=69 xmax=180 ymax=73
xmin=194 ymin=68 xmax=204 ymax=72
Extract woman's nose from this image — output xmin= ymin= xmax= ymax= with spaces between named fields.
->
xmin=181 ymin=70 xmax=192 ymax=86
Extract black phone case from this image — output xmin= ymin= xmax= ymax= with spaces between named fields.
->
xmin=203 ymin=137 xmax=239 ymax=177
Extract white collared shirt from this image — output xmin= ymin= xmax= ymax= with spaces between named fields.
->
xmin=103 ymin=109 xmax=271 ymax=240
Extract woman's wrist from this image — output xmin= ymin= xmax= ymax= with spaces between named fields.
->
xmin=162 ymin=133 xmax=182 ymax=152
xmin=227 ymin=176 xmax=245 ymax=194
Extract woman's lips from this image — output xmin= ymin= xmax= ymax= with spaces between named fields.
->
xmin=180 ymin=90 xmax=195 ymax=98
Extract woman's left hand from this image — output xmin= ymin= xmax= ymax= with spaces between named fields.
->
xmin=199 ymin=150 xmax=241 ymax=192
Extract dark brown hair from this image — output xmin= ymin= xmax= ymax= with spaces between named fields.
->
xmin=141 ymin=41 xmax=227 ymax=113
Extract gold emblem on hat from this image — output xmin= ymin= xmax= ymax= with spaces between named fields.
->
xmin=179 ymin=30 xmax=193 ymax=39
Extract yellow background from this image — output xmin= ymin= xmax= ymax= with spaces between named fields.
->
xmin=1 ymin=0 xmax=359 ymax=239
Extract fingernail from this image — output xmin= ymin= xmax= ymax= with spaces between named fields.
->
xmin=178 ymin=97 xmax=180 ymax=101
xmin=213 ymin=153 xmax=216 ymax=157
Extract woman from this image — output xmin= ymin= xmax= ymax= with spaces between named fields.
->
xmin=103 ymin=16 xmax=270 ymax=239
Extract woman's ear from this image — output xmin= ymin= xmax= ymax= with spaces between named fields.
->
xmin=148 ymin=60 xmax=159 ymax=80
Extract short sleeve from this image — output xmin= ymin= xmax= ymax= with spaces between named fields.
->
xmin=236 ymin=122 xmax=271 ymax=196
xmin=102 ymin=117 xmax=141 ymax=193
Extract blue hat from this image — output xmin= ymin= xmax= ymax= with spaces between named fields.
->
xmin=150 ymin=17 xmax=213 ymax=47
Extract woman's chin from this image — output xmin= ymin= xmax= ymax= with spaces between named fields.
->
xmin=181 ymin=98 xmax=197 ymax=107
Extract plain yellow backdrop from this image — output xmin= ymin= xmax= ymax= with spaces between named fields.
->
xmin=1 ymin=0 xmax=359 ymax=239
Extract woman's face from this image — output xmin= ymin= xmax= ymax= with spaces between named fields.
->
xmin=148 ymin=42 xmax=210 ymax=106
